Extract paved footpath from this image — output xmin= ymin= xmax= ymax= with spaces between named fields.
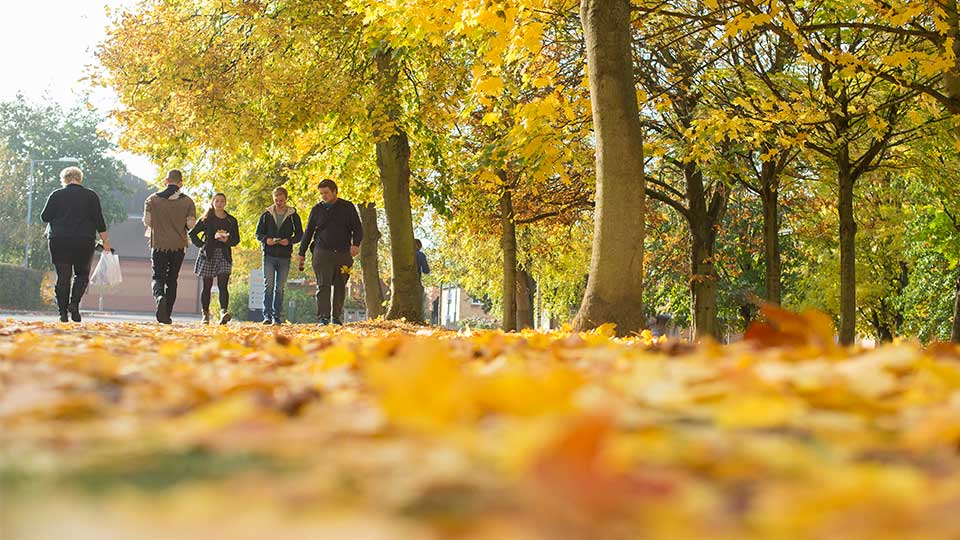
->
xmin=0 ymin=310 xmax=201 ymax=324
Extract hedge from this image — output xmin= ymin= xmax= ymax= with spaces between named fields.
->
xmin=0 ymin=264 xmax=44 ymax=310
xmin=224 ymin=280 xmax=365 ymax=323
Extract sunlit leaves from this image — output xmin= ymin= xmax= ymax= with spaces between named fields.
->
xmin=4 ymin=317 xmax=960 ymax=538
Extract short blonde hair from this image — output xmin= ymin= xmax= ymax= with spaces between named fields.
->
xmin=60 ymin=167 xmax=83 ymax=185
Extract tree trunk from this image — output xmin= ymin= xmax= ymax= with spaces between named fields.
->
xmin=516 ymin=267 xmax=536 ymax=330
xmin=374 ymin=49 xmax=421 ymax=322
xmin=838 ymin=161 xmax=857 ymax=345
xmin=944 ymin=1 xmax=960 ymax=110
xmin=759 ymin=162 xmax=782 ymax=305
xmin=690 ymin=222 xmax=721 ymax=340
xmin=573 ymin=0 xmax=646 ymax=336
xmin=500 ymin=186 xmax=518 ymax=332
xmin=952 ymin=272 xmax=960 ymax=343
xmin=358 ymin=202 xmax=385 ymax=319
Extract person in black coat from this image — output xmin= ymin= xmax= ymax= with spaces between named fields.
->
xmin=189 ymin=192 xmax=240 ymax=324
xmin=297 ymin=179 xmax=362 ymax=325
xmin=255 ymin=186 xmax=303 ymax=325
xmin=40 ymin=166 xmax=112 ymax=322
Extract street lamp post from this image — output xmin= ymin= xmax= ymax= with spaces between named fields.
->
xmin=24 ymin=157 xmax=79 ymax=268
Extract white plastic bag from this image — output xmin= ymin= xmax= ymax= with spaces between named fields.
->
xmin=90 ymin=252 xmax=123 ymax=287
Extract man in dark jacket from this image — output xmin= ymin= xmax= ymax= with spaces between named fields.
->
xmin=297 ymin=179 xmax=362 ymax=325
xmin=255 ymin=186 xmax=303 ymax=325
xmin=40 ymin=166 xmax=112 ymax=322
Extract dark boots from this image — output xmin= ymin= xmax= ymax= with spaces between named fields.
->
xmin=55 ymin=278 xmax=86 ymax=323
xmin=55 ymin=282 xmax=70 ymax=323
xmin=68 ymin=278 xmax=87 ymax=322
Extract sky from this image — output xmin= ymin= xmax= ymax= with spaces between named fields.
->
xmin=0 ymin=0 xmax=159 ymax=181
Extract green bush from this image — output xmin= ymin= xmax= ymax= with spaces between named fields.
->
xmin=223 ymin=280 xmax=321 ymax=323
xmin=0 ymin=264 xmax=44 ymax=310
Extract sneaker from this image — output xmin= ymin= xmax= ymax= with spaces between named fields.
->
xmin=332 ymin=318 xmax=343 ymax=325
xmin=272 ymin=319 xmax=282 ymax=326
xmin=219 ymin=311 xmax=233 ymax=325
xmin=317 ymin=317 xmax=330 ymax=326
xmin=202 ymin=310 xmax=211 ymax=325
xmin=262 ymin=317 xmax=273 ymax=325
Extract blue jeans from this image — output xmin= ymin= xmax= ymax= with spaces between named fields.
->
xmin=263 ymin=255 xmax=291 ymax=320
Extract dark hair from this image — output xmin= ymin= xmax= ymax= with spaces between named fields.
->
xmin=165 ymin=169 xmax=183 ymax=183
xmin=415 ymin=239 xmax=423 ymax=250
xmin=203 ymin=192 xmax=227 ymax=221
xmin=272 ymin=186 xmax=288 ymax=197
xmin=317 ymin=179 xmax=338 ymax=192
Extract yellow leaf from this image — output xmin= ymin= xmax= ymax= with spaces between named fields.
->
xmin=320 ymin=345 xmax=356 ymax=370
xmin=714 ymin=393 xmax=804 ymax=428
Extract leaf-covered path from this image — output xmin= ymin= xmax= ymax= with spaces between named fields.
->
xmin=2 ymin=314 xmax=960 ymax=539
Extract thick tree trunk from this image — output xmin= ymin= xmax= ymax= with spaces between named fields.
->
xmin=952 ymin=272 xmax=960 ymax=343
xmin=374 ymin=49 xmax=421 ymax=322
xmin=573 ymin=0 xmax=646 ymax=336
xmin=690 ymin=223 xmax=721 ymax=340
xmin=838 ymin=160 xmax=857 ymax=345
xmin=500 ymin=186 xmax=518 ymax=331
xmin=516 ymin=267 xmax=536 ymax=330
xmin=759 ymin=162 xmax=782 ymax=305
xmin=358 ymin=202 xmax=385 ymax=319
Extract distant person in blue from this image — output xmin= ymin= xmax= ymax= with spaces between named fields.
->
xmin=40 ymin=166 xmax=111 ymax=322
xmin=415 ymin=238 xmax=430 ymax=319
xmin=255 ymin=186 xmax=303 ymax=325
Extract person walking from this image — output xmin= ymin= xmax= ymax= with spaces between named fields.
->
xmin=297 ymin=179 xmax=362 ymax=326
xmin=255 ymin=186 xmax=303 ymax=325
xmin=143 ymin=169 xmax=196 ymax=324
xmin=40 ymin=166 xmax=112 ymax=322
xmin=190 ymin=192 xmax=240 ymax=324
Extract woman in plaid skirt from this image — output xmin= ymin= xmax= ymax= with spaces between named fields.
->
xmin=189 ymin=193 xmax=240 ymax=324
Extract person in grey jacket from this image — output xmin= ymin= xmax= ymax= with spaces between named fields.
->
xmin=40 ymin=166 xmax=111 ymax=322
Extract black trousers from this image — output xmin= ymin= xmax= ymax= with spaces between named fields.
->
xmin=312 ymin=249 xmax=353 ymax=320
xmin=48 ymin=237 xmax=95 ymax=313
xmin=151 ymin=249 xmax=185 ymax=316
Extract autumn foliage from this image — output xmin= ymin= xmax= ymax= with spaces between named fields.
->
xmin=3 ymin=316 xmax=960 ymax=539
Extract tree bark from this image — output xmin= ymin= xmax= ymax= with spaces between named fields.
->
xmin=952 ymin=271 xmax=960 ymax=343
xmin=690 ymin=219 xmax=721 ymax=340
xmin=358 ymin=202 xmax=385 ymax=319
xmin=759 ymin=161 xmax=782 ymax=305
xmin=682 ymin=160 xmax=727 ymax=341
xmin=500 ymin=186 xmax=518 ymax=332
xmin=516 ymin=267 xmax=536 ymax=330
xmin=374 ymin=49 xmax=421 ymax=322
xmin=838 ymin=159 xmax=857 ymax=345
xmin=573 ymin=0 xmax=646 ymax=336
xmin=944 ymin=0 xmax=960 ymax=110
